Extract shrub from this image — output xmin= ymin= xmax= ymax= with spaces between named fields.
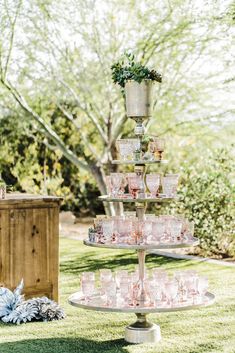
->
xmin=168 ymin=147 xmax=235 ymax=257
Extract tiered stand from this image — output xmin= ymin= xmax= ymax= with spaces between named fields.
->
xmin=69 ymin=110 xmax=215 ymax=344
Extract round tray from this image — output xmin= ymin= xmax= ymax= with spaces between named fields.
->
xmin=84 ymin=237 xmax=199 ymax=250
xmin=68 ymin=291 xmax=215 ymax=314
xmin=98 ymin=195 xmax=176 ymax=203
xmin=112 ymin=160 xmax=168 ymax=165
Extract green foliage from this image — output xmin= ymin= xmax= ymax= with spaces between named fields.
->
xmin=168 ymin=147 xmax=235 ymax=257
xmin=111 ymin=52 xmax=162 ymax=87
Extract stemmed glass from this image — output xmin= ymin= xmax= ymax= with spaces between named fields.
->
xmin=116 ymin=139 xmax=132 ymax=160
xmin=161 ymin=174 xmax=179 ymax=197
xmin=168 ymin=217 xmax=182 ymax=243
xmin=145 ymin=173 xmax=161 ymax=198
xmin=127 ymin=174 xmax=143 ymax=199
xmin=164 ymin=280 xmax=178 ymax=307
xmin=80 ymin=273 xmax=95 ymax=303
xmin=154 ymin=137 xmax=165 ymax=160
xmin=110 ymin=173 xmax=124 ymax=197
xmin=101 ymin=219 xmax=114 ymax=243
xmin=117 ymin=219 xmax=132 ymax=243
xmin=105 ymin=175 xmax=113 ymax=196
xmin=151 ymin=218 xmax=166 ymax=242
xmin=197 ymin=277 xmax=208 ymax=301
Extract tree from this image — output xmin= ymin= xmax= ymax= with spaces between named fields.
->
xmin=0 ymin=0 xmax=234 ymax=214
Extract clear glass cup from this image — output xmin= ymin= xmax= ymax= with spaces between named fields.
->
xmin=145 ymin=173 xmax=161 ymax=198
xmin=105 ymin=175 xmax=113 ymax=196
xmin=151 ymin=219 xmax=166 ymax=242
xmin=101 ymin=219 xmax=114 ymax=243
xmin=117 ymin=219 xmax=133 ymax=243
xmin=161 ymin=174 xmax=179 ymax=197
xmin=81 ymin=278 xmax=95 ymax=302
xmin=110 ymin=173 xmax=124 ymax=197
xmin=105 ymin=279 xmax=117 ymax=306
xmin=168 ymin=217 xmax=182 ymax=242
xmin=116 ymin=139 xmax=133 ymax=160
xmin=164 ymin=280 xmax=178 ymax=306
xmin=115 ymin=270 xmax=129 ymax=289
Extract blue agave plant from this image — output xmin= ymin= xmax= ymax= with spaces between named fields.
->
xmin=0 ymin=280 xmax=65 ymax=325
xmin=0 ymin=279 xmax=24 ymax=318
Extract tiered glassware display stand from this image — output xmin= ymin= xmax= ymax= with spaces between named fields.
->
xmin=69 ymin=113 xmax=215 ymax=345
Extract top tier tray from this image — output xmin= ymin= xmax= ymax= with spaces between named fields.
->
xmin=112 ymin=159 xmax=168 ymax=165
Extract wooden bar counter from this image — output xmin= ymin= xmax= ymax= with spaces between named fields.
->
xmin=0 ymin=193 xmax=61 ymax=301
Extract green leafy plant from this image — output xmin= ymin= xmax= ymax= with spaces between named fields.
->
xmin=111 ymin=52 xmax=162 ymax=87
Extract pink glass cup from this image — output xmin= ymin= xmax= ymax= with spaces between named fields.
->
xmin=127 ymin=174 xmax=143 ymax=199
xmin=110 ymin=173 xmax=124 ymax=197
xmin=161 ymin=174 xmax=179 ymax=197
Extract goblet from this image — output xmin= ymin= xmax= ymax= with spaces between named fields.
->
xmin=161 ymin=174 xmax=179 ymax=197
xmin=115 ymin=270 xmax=129 ymax=289
xmin=151 ymin=218 xmax=166 ymax=242
xmin=81 ymin=278 xmax=95 ymax=302
xmin=164 ymin=280 xmax=178 ymax=307
xmin=117 ymin=219 xmax=133 ymax=243
xmin=101 ymin=219 xmax=114 ymax=243
xmin=153 ymin=137 xmax=165 ymax=160
xmin=168 ymin=217 xmax=182 ymax=242
xmin=116 ymin=139 xmax=132 ymax=160
xmin=110 ymin=173 xmax=124 ymax=197
xmin=127 ymin=174 xmax=143 ymax=199
xmin=145 ymin=173 xmax=161 ymax=198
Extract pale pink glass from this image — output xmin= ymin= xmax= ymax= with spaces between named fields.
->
xmin=116 ymin=139 xmax=132 ymax=160
xmin=164 ymin=280 xmax=178 ymax=306
xmin=105 ymin=175 xmax=113 ymax=196
xmin=115 ymin=270 xmax=129 ymax=289
xmin=168 ymin=218 xmax=182 ymax=242
xmin=117 ymin=219 xmax=133 ymax=243
xmin=81 ymin=278 xmax=95 ymax=302
xmin=161 ymin=174 xmax=179 ymax=197
xmin=151 ymin=219 xmax=166 ymax=242
xmin=127 ymin=174 xmax=143 ymax=199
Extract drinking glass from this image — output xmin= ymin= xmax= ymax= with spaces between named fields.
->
xmin=116 ymin=139 xmax=132 ymax=160
xmin=145 ymin=173 xmax=161 ymax=198
xmin=105 ymin=175 xmax=113 ymax=196
xmin=105 ymin=280 xmax=117 ymax=306
xmin=154 ymin=137 xmax=165 ymax=160
xmin=127 ymin=174 xmax=143 ymax=199
xmin=101 ymin=219 xmax=114 ymax=243
xmin=119 ymin=277 xmax=130 ymax=305
xmin=115 ymin=270 xmax=129 ymax=289
xmin=100 ymin=269 xmax=113 ymax=282
xmin=117 ymin=219 xmax=133 ymax=243
xmin=110 ymin=173 xmax=124 ymax=197
xmin=151 ymin=219 xmax=166 ymax=242
xmin=161 ymin=174 xmax=179 ymax=197
xmin=168 ymin=217 xmax=182 ymax=242
xmin=81 ymin=278 xmax=95 ymax=302
xmin=164 ymin=280 xmax=178 ymax=306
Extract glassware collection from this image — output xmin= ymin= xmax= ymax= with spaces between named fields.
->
xmin=105 ymin=172 xmax=179 ymax=199
xmin=88 ymin=214 xmax=195 ymax=245
xmin=69 ymin=71 xmax=215 ymax=344
xmin=78 ymin=269 xmax=209 ymax=308
xmin=116 ymin=137 xmax=165 ymax=161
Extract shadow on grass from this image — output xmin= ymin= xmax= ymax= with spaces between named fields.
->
xmin=60 ymin=251 xmax=190 ymax=275
xmin=0 ymin=337 xmax=129 ymax=353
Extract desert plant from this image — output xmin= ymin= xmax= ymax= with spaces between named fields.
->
xmin=111 ymin=52 xmax=162 ymax=87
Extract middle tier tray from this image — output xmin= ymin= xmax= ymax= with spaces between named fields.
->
xmin=99 ymin=195 xmax=176 ymax=203
xmin=84 ymin=238 xmax=199 ymax=250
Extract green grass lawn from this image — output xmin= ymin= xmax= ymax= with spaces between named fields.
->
xmin=0 ymin=237 xmax=234 ymax=353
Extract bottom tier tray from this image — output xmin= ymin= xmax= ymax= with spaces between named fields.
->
xmin=68 ymin=292 xmax=215 ymax=344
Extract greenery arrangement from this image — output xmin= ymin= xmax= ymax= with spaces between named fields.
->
xmin=111 ymin=52 xmax=162 ymax=87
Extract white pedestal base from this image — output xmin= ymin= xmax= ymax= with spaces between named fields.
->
xmin=124 ymin=314 xmax=161 ymax=344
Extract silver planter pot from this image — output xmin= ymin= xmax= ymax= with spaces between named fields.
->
xmin=125 ymin=80 xmax=153 ymax=118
